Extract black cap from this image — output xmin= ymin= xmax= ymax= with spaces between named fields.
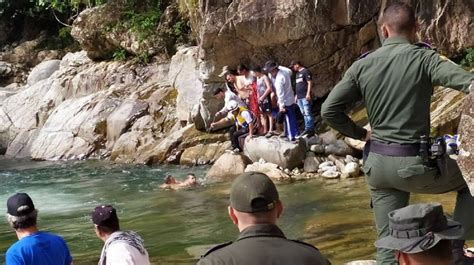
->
xmin=230 ymin=172 xmax=279 ymax=213
xmin=7 ymin=193 xmax=35 ymax=216
xmin=263 ymin=60 xmax=278 ymax=72
xmin=92 ymin=205 xmax=119 ymax=229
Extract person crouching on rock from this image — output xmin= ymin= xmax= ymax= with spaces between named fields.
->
xmin=210 ymin=100 xmax=257 ymax=153
xmin=160 ymin=173 xmax=199 ymax=190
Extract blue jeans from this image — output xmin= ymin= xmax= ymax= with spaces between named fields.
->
xmin=296 ymin=98 xmax=315 ymax=131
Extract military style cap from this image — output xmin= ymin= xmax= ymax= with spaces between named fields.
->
xmin=230 ymin=172 xmax=279 ymax=213
xmin=92 ymin=205 xmax=119 ymax=229
xmin=375 ymin=203 xmax=463 ymax=254
xmin=7 ymin=193 xmax=35 ymax=216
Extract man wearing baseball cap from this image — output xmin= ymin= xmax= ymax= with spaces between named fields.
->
xmin=375 ymin=203 xmax=465 ymax=264
xmin=92 ymin=205 xmax=150 ymax=265
xmin=197 ymin=172 xmax=330 ymax=265
xmin=5 ymin=193 xmax=73 ymax=265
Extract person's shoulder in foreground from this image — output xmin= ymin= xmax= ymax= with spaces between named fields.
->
xmin=197 ymin=172 xmax=330 ymax=265
xmin=5 ymin=192 xmax=73 ymax=265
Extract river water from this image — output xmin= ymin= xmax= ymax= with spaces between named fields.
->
xmin=0 ymin=157 xmax=459 ymax=265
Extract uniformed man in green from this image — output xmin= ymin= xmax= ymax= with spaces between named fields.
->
xmin=197 ymin=172 xmax=330 ymax=265
xmin=321 ymin=2 xmax=474 ymax=265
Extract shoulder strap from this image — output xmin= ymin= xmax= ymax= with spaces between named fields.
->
xmin=357 ymin=50 xmax=374 ymax=60
xmin=414 ymin=42 xmax=436 ymax=50
xmin=201 ymin=242 xmax=233 ymax=257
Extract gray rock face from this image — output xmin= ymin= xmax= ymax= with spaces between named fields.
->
xmin=180 ymin=142 xmax=230 ymax=166
xmin=207 ymin=153 xmax=252 ymax=181
xmin=27 ymin=60 xmax=60 ymax=85
xmin=186 ymin=0 xmax=472 ymax=97
xmin=168 ymin=47 xmax=204 ymax=122
xmin=30 ymin=94 xmax=121 ymax=160
xmin=106 ymin=100 xmax=148 ymax=149
xmin=458 ymin=90 xmax=474 ymax=195
xmin=244 ymin=137 xmax=306 ymax=170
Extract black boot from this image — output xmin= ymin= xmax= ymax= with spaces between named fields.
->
xmin=452 ymin=240 xmax=474 ymax=265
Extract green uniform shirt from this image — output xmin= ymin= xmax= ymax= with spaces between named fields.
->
xmin=197 ymin=224 xmax=330 ymax=265
xmin=321 ymin=36 xmax=473 ymax=144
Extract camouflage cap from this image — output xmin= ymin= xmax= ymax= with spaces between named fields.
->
xmin=230 ymin=172 xmax=279 ymax=213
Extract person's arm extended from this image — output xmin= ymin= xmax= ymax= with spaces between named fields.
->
xmin=210 ymin=117 xmax=231 ymax=130
xmin=259 ymin=76 xmax=272 ymax=101
xmin=427 ymin=51 xmax=474 ymax=94
xmin=321 ymin=70 xmax=367 ymax=140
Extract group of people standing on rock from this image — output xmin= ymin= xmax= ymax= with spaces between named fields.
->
xmin=210 ymin=60 xmax=316 ymax=153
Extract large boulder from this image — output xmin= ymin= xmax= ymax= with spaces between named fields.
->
xmin=206 ymin=153 xmax=252 ymax=181
xmin=458 ymin=89 xmax=474 ymax=195
xmin=245 ymin=161 xmax=291 ymax=182
xmin=244 ymin=137 xmax=306 ymax=170
xmin=30 ymin=94 xmax=121 ymax=160
xmin=26 ymin=59 xmax=61 ymax=85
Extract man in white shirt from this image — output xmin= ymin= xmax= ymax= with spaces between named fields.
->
xmin=92 ymin=205 xmax=150 ymax=265
xmin=264 ymin=61 xmax=299 ymax=141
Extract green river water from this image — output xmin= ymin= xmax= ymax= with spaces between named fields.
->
xmin=0 ymin=157 xmax=459 ymax=265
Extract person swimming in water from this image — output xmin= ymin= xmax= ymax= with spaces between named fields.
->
xmin=160 ymin=173 xmax=198 ymax=190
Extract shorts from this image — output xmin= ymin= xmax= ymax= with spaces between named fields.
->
xmin=259 ymin=101 xmax=272 ymax=113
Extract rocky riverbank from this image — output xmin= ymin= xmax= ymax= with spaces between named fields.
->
xmin=0 ymin=0 xmax=472 ymax=189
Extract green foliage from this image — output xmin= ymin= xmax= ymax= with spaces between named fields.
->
xmin=112 ymin=48 xmax=127 ymax=61
xmin=460 ymin=48 xmax=474 ymax=68
xmin=0 ymin=0 xmax=108 ymax=17
xmin=134 ymin=52 xmax=150 ymax=64
xmin=123 ymin=8 xmax=161 ymax=41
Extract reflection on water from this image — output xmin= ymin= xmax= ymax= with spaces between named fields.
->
xmin=0 ymin=157 xmax=459 ymax=264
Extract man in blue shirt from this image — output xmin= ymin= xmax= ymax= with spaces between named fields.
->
xmin=5 ymin=193 xmax=73 ymax=265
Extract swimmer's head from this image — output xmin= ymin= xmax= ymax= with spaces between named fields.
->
xmin=187 ymin=173 xmax=196 ymax=182
xmin=164 ymin=175 xmax=173 ymax=184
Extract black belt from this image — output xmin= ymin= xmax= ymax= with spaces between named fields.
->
xmin=365 ymin=140 xmax=420 ymax=157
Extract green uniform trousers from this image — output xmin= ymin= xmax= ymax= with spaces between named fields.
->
xmin=363 ymin=152 xmax=474 ymax=264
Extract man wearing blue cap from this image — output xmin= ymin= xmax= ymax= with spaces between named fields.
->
xmin=5 ymin=193 xmax=73 ymax=265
